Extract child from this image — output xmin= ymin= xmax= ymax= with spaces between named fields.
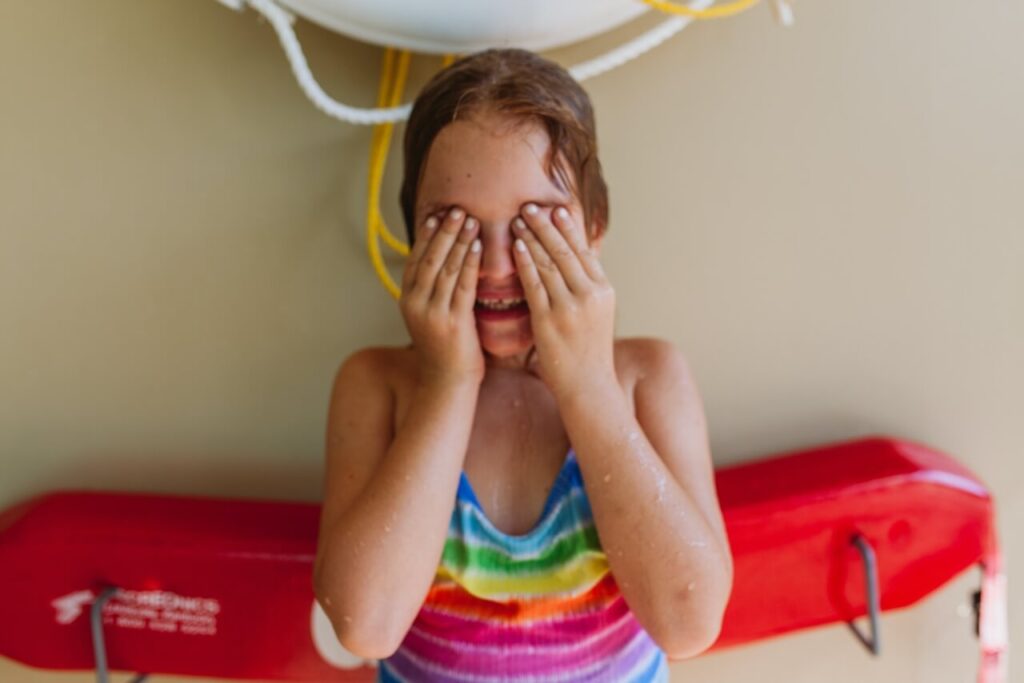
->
xmin=314 ymin=48 xmax=733 ymax=682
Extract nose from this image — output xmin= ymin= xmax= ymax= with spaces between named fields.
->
xmin=478 ymin=221 xmax=518 ymax=282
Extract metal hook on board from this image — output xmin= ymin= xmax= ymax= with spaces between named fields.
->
xmin=846 ymin=533 xmax=881 ymax=656
xmin=91 ymin=585 xmax=150 ymax=683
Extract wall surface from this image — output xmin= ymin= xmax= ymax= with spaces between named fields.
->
xmin=1 ymin=0 xmax=1020 ymax=681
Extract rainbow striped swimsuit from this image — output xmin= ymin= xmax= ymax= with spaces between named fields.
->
xmin=378 ymin=448 xmax=668 ymax=682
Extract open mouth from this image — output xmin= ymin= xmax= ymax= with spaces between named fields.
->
xmin=474 ymin=296 xmax=529 ymax=321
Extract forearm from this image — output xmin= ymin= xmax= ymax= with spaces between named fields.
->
xmin=557 ymin=376 xmax=732 ymax=655
xmin=316 ymin=377 xmax=480 ymax=653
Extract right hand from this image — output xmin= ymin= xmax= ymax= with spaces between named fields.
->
xmin=399 ymin=206 xmax=484 ymax=387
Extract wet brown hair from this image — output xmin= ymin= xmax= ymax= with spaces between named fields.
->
xmin=399 ymin=48 xmax=609 ymax=244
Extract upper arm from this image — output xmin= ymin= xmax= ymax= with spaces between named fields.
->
xmin=313 ymin=348 xmax=395 ymax=589
xmin=631 ymin=339 xmax=732 ymax=578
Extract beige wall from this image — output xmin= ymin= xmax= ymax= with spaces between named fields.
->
xmin=1 ymin=0 xmax=1020 ymax=681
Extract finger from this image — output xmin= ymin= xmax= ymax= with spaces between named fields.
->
xmin=414 ymin=207 xmax=468 ymax=294
xmin=512 ymin=236 xmax=550 ymax=312
xmin=402 ymin=212 xmax=443 ymax=295
xmin=550 ymin=205 xmax=606 ymax=283
xmin=513 ymin=215 xmax=571 ymax=304
xmin=451 ymin=238 xmax=482 ymax=315
xmin=520 ymin=203 xmax=590 ymax=294
xmin=431 ymin=215 xmax=479 ymax=306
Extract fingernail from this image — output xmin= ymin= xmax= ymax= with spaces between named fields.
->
xmin=515 ymin=238 xmax=527 ymax=252
xmin=555 ymin=207 xmax=569 ymax=221
xmin=524 ymin=203 xmax=538 ymax=215
xmin=425 ymin=217 xmax=438 ymax=230
xmin=471 ymin=239 xmax=481 ymax=253
xmin=513 ymin=217 xmax=526 ymax=231
xmin=450 ymin=207 xmax=464 ymax=220
xmin=464 ymin=216 xmax=477 ymax=230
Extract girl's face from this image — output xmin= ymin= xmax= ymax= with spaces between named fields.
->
xmin=415 ymin=110 xmax=599 ymax=365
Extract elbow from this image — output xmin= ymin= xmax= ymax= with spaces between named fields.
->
xmin=657 ymin=575 xmax=732 ymax=660
xmin=313 ymin=590 xmax=403 ymax=660
xmin=659 ymin=617 xmax=724 ymax=661
xmin=335 ymin=620 xmax=402 ymax=661
xmin=313 ymin=575 xmax=403 ymax=660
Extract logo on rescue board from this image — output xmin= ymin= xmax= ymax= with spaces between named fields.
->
xmin=52 ymin=588 xmax=220 ymax=635
xmin=51 ymin=589 xmax=376 ymax=669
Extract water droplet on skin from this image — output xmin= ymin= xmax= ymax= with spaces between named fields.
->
xmin=687 ymin=581 xmax=696 ymax=591
xmin=603 ymin=473 xmax=612 ymax=483
xmin=384 ymin=524 xmax=391 ymax=533
xmin=324 ymin=597 xmax=333 ymax=606
xmin=687 ymin=540 xmax=707 ymax=548
xmin=343 ymin=615 xmax=353 ymax=623
xmin=404 ymin=475 xmax=411 ymax=481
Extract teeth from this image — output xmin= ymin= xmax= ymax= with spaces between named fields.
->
xmin=476 ymin=298 xmax=525 ymax=310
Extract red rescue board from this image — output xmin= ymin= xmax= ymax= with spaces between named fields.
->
xmin=0 ymin=436 xmax=1005 ymax=682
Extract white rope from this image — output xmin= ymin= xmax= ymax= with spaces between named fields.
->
xmin=242 ymin=0 xmax=411 ymax=124
xmin=569 ymin=0 xmax=714 ymax=81
xmin=229 ymin=0 xmax=716 ymax=124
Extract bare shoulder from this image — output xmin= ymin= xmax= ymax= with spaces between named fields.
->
xmin=335 ymin=343 xmax=411 ymax=374
xmin=613 ymin=337 xmax=695 ymax=396
xmin=333 ymin=344 xmax=425 ymax=434
xmin=332 ymin=345 xmax=416 ymax=394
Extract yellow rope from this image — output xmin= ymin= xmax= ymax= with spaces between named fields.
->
xmin=367 ymin=52 xmax=459 ymax=299
xmin=366 ymin=48 xmax=411 ymax=299
xmin=642 ymin=0 xmax=761 ymax=19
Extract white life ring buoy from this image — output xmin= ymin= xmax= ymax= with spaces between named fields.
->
xmin=272 ymin=0 xmax=651 ymax=54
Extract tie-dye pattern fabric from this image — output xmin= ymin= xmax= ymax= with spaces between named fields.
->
xmin=378 ymin=448 xmax=668 ymax=682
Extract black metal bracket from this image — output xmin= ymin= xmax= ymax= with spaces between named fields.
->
xmin=971 ymin=585 xmax=982 ymax=638
xmin=845 ymin=533 xmax=881 ymax=656
xmin=90 ymin=585 xmax=150 ymax=683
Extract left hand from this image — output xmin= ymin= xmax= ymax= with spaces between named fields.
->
xmin=512 ymin=202 xmax=617 ymax=398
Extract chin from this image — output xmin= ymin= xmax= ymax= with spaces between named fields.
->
xmin=476 ymin=318 xmax=534 ymax=359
